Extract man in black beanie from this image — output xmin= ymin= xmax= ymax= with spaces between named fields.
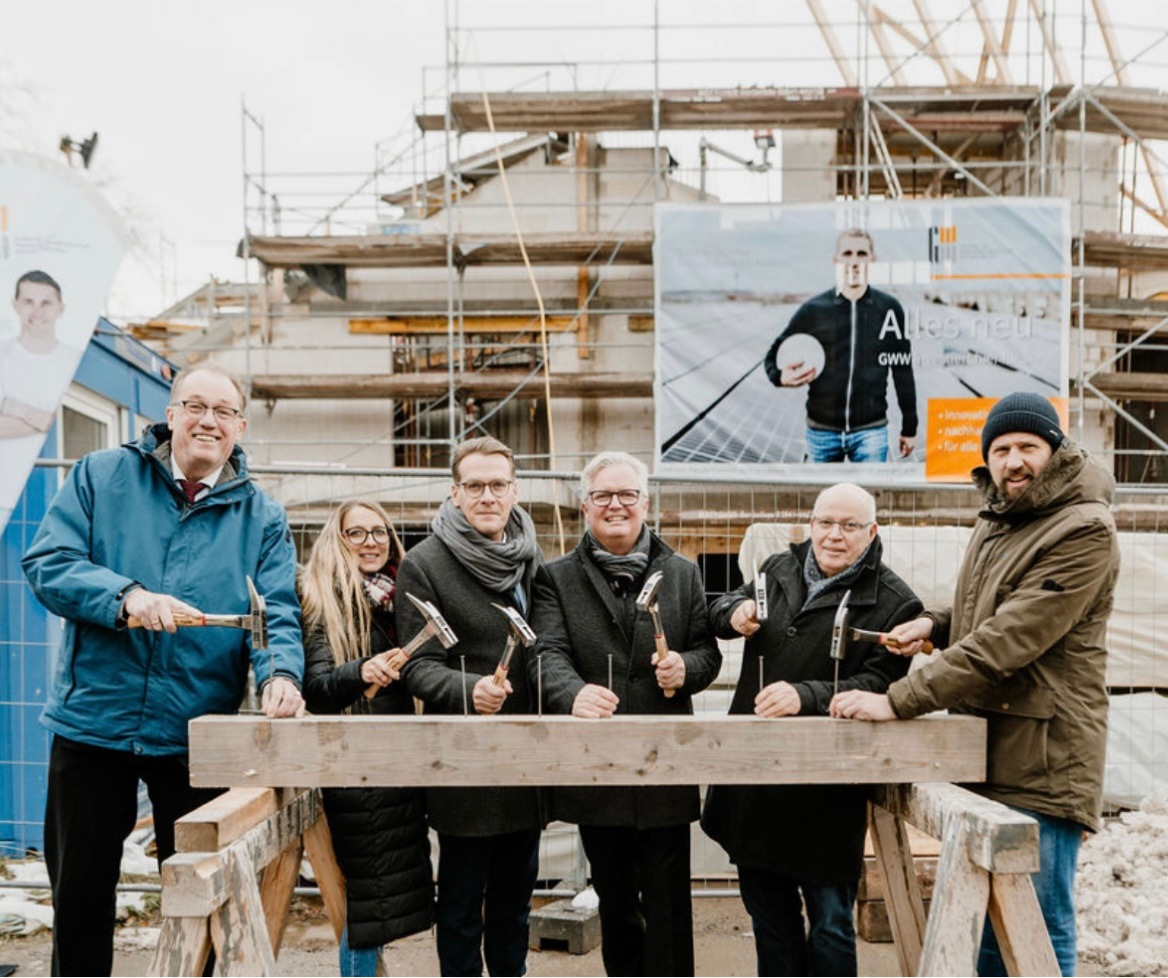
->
xmin=832 ymin=391 xmax=1120 ymax=976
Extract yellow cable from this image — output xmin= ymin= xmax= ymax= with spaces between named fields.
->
xmin=479 ymin=89 xmax=566 ymax=555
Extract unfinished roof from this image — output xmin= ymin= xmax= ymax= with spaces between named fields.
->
xmin=414 ymin=85 xmax=1168 ymax=141
xmin=380 ymin=132 xmax=568 ymax=213
xmin=245 ymin=231 xmax=654 ymax=269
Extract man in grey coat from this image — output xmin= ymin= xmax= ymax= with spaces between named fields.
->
xmin=529 ymin=451 xmax=722 ymax=977
xmin=399 ymin=436 xmax=544 ymax=977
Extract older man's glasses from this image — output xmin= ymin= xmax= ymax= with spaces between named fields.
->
xmin=343 ymin=526 xmax=390 ymax=545
xmin=174 ymin=400 xmax=244 ymax=422
xmin=810 ymin=517 xmax=872 ymax=535
xmin=457 ymin=480 xmax=513 ymax=499
xmin=587 ymin=489 xmax=643 ymax=507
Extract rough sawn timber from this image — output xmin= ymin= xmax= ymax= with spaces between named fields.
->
xmin=188 ymin=714 xmax=985 ymax=788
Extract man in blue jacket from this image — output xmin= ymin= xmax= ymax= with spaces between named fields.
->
xmin=23 ymin=364 xmax=305 ymax=976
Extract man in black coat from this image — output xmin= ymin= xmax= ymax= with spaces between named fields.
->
xmin=399 ymin=436 xmax=544 ymax=978
xmin=702 ymin=483 xmax=921 ymax=976
xmin=529 ymin=451 xmax=722 ymax=977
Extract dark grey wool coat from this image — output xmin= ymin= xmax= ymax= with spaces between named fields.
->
xmin=701 ymin=536 xmax=921 ymax=884
xmin=398 ymin=535 xmax=545 ymax=837
xmin=529 ymin=532 xmax=722 ymax=829
xmin=302 ymin=603 xmax=434 ymax=950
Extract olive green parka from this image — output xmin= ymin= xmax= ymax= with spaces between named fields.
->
xmin=888 ymin=441 xmax=1120 ymax=831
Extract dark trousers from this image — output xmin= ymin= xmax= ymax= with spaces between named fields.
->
xmin=435 ymin=829 xmax=541 ymax=977
xmin=579 ymin=823 xmax=694 ymax=977
xmin=44 ymin=735 xmax=222 ymax=977
xmin=737 ymin=863 xmax=858 ymax=977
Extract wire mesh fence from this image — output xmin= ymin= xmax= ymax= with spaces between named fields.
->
xmin=3 ymin=465 xmax=1166 ymax=866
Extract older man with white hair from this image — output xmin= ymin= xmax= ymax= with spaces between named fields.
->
xmin=530 ymin=451 xmax=722 ymax=977
xmin=702 ymin=483 xmax=921 ymax=977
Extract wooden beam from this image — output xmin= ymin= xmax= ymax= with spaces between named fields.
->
xmin=868 ymin=803 xmax=927 ymax=976
xmin=175 ymin=788 xmax=278 ymax=853
xmin=349 ymin=315 xmax=578 ymax=335
xmin=303 ymin=813 xmax=348 ymax=942
xmin=987 ymin=873 xmax=1061 ymax=975
xmin=415 ymin=83 xmax=1168 ymax=141
xmin=249 ymin=371 xmax=655 ymax=401
xmin=189 ymin=715 xmax=986 ymax=789
xmin=806 ymin=0 xmax=859 ymax=87
xmin=1079 ymin=372 xmax=1168 ymax=402
xmin=149 ymin=917 xmax=212 ymax=977
xmin=916 ymin=814 xmax=990 ymax=976
xmin=874 ymin=783 xmax=1039 ymax=875
xmin=161 ymin=790 xmax=321 ymax=918
xmin=1080 ymin=230 xmax=1168 ymax=270
xmin=247 ymin=231 xmax=653 ymax=270
xmin=209 ymin=849 xmax=277 ymax=976
xmin=259 ymin=840 xmax=302 ymax=955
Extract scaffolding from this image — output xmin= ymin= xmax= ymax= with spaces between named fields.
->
xmin=159 ymin=0 xmax=1168 ymax=484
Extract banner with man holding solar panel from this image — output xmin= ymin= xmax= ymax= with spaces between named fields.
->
xmin=654 ymin=199 xmax=1069 ymax=483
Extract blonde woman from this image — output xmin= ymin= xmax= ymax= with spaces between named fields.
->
xmin=300 ymin=500 xmax=433 ymax=976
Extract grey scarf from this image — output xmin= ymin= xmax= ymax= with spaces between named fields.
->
xmin=585 ymin=525 xmax=651 ymax=588
xmin=802 ymin=542 xmax=872 ymax=609
xmin=430 ymin=497 xmax=540 ymax=594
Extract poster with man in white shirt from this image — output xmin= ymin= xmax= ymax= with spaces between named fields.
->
xmin=0 ymin=153 xmax=128 ymax=532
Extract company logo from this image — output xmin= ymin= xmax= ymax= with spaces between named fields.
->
xmin=928 ymin=224 xmax=958 ymax=263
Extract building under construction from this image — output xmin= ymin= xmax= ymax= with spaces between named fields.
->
xmin=137 ymin=1 xmax=1168 ymax=498
xmin=3 ymin=0 xmax=1167 ymax=911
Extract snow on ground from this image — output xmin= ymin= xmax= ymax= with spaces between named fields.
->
xmin=1077 ymin=794 xmax=1168 ymax=977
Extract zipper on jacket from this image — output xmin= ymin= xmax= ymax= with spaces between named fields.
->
xmin=845 ymin=299 xmax=857 ymax=432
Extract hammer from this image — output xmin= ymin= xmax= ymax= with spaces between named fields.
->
xmin=491 ymin=603 xmax=537 ymax=687
xmin=828 ymin=589 xmax=851 ymax=700
xmin=128 ymin=575 xmax=268 ymax=649
xmin=635 ymin=570 xmax=676 ymax=699
xmin=753 ymin=565 xmax=769 ymax=623
xmin=364 ymin=592 xmax=458 ymax=699
xmin=849 ymin=627 xmax=934 ymax=655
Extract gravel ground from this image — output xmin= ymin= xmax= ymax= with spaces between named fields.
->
xmin=0 ymin=895 xmax=905 ymax=976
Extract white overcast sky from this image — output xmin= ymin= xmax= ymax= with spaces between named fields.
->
xmin=3 ymin=1 xmax=446 ymax=319
xmin=3 ymin=1 xmax=1165 ymax=321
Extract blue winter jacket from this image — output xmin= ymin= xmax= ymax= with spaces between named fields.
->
xmin=23 ymin=422 xmax=303 ymax=756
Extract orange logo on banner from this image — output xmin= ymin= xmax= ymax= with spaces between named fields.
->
xmin=926 ymin=397 xmax=1070 ymax=483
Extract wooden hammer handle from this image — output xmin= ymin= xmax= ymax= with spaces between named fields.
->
xmin=127 ymin=613 xmax=212 ymax=629
xmin=653 ymin=631 xmax=676 ymax=699
xmin=881 ymin=634 xmax=935 ymax=655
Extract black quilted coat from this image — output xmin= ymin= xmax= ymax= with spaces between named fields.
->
xmin=302 ymin=590 xmax=434 ymax=950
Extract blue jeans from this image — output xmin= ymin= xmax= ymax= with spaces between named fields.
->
xmin=804 ymin=425 xmax=889 ymax=463
xmin=979 ymin=807 xmax=1083 ymax=977
xmin=737 ymin=863 xmax=858 ymax=976
xmin=339 ymin=925 xmax=380 ymax=977
xmin=436 ymin=829 xmax=541 ymax=977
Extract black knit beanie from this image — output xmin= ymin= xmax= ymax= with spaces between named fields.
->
xmin=981 ymin=392 xmax=1065 ymax=460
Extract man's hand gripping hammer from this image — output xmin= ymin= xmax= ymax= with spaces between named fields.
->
xmin=636 ymin=570 xmax=676 ymax=698
xmin=128 ymin=575 xmax=269 ymax=648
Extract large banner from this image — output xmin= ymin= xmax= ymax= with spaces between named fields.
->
xmin=655 ymin=200 xmax=1070 ymax=482
xmin=0 ymin=154 xmax=128 ymax=533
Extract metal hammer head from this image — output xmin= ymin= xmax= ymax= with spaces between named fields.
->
xmin=406 ymin=592 xmax=458 ymax=649
xmin=245 ymin=575 xmax=269 ymax=651
xmin=754 ymin=569 xmax=769 ymax=622
xmin=829 ymin=589 xmax=851 ymax=661
xmin=635 ymin=570 xmax=664 ymax=612
xmin=491 ymin=603 xmax=537 ymax=646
